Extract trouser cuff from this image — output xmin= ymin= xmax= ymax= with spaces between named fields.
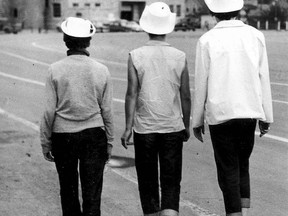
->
xmin=241 ymin=198 xmax=250 ymax=208
xmin=160 ymin=209 xmax=179 ymax=216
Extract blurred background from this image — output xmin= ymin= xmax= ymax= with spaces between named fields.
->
xmin=1 ymin=0 xmax=288 ymax=34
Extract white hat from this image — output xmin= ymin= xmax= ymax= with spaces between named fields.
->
xmin=61 ymin=17 xmax=96 ymax=38
xmin=139 ymin=2 xmax=176 ymax=35
xmin=204 ymin=0 xmax=244 ymax=13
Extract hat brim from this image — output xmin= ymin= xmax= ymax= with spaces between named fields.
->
xmin=205 ymin=0 xmax=243 ymax=13
xmin=61 ymin=20 xmax=96 ymax=38
xmin=140 ymin=13 xmax=176 ymax=35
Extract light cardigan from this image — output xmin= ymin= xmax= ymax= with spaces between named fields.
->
xmin=40 ymin=54 xmax=114 ymax=153
xmin=192 ymin=20 xmax=273 ymax=128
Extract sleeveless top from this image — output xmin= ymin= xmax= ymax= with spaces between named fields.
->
xmin=130 ymin=40 xmax=186 ymax=134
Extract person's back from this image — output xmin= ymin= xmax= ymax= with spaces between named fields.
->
xmin=130 ymin=41 xmax=186 ymax=133
xmin=50 ymin=55 xmax=111 ymax=131
xmin=195 ymin=20 xmax=272 ymax=125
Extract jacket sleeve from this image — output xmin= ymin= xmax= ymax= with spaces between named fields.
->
xmin=192 ymin=40 xmax=209 ymax=128
xmin=100 ymin=70 xmax=114 ymax=143
xmin=40 ymin=67 xmax=57 ymax=153
xmin=259 ymin=35 xmax=273 ymax=123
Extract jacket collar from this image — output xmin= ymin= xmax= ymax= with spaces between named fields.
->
xmin=214 ymin=20 xmax=245 ymax=29
xmin=145 ymin=40 xmax=170 ymax=46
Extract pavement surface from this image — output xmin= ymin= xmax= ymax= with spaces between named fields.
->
xmin=0 ymin=113 xmax=142 ymax=216
xmin=0 ymin=107 xmax=201 ymax=216
xmin=0 ymin=30 xmax=287 ymax=216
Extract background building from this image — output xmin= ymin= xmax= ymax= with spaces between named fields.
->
xmin=46 ymin=0 xmax=186 ymax=30
xmin=0 ymin=0 xmax=255 ymax=31
xmin=0 ymin=0 xmax=48 ymax=31
xmin=185 ymin=0 xmax=206 ymax=15
xmin=1 ymin=0 xmax=287 ymax=31
xmin=61 ymin=0 xmax=185 ymax=22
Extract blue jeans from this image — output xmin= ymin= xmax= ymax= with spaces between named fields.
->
xmin=134 ymin=131 xmax=184 ymax=214
xmin=51 ymin=127 xmax=108 ymax=216
xmin=209 ymin=119 xmax=256 ymax=214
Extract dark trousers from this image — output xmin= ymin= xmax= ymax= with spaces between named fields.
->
xmin=134 ymin=131 xmax=184 ymax=214
xmin=209 ymin=119 xmax=257 ymax=214
xmin=51 ymin=127 xmax=108 ymax=216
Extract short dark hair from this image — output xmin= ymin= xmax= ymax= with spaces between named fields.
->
xmin=210 ymin=10 xmax=240 ymax=21
xmin=148 ymin=33 xmax=166 ymax=38
xmin=63 ymin=33 xmax=91 ymax=50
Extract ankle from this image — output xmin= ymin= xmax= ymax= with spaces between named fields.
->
xmin=242 ymin=208 xmax=249 ymax=216
xmin=160 ymin=209 xmax=178 ymax=216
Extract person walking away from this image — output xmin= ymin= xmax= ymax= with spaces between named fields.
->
xmin=192 ymin=0 xmax=273 ymax=216
xmin=40 ymin=17 xmax=114 ymax=216
xmin=121 ymin=2 xmax=191 ymax=216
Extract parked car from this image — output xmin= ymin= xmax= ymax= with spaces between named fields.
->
xmin=126 ymin=21 xmax=143 ymax=32
xmin=0 ymin=19 xmax=22 ymax=34
xmin=91 ymin=21 xmax=109 ymax=33
xmin=182 ymin=16 xmax=201 ymax=29
xmin=106 ymin=19 xmax=131 ymax=32
xmin=174 ymin=21 xmax=195 ymax=32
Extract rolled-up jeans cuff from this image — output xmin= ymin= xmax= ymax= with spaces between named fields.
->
xmin=241 ymin=198 xmax=250 ymax=208
xmin=160 ymin=209 xmax=179 ymax=216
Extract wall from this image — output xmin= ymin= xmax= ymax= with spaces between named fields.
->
xmin=65 ymin=0 xmax=119 ymax=22
xmin=1 ymin=0 xmax=45 ymax=30
xmin=62 ymin=0 xmax=185 ymax=23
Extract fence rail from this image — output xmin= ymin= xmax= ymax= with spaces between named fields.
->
xmin=249 ymin=20 xmax=288 ymax=30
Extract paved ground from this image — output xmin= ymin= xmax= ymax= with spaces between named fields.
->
xmin=0 ymin=30 xmax=287 ymax=216
xmin=0 ymin=113 xmax=142 ymax=216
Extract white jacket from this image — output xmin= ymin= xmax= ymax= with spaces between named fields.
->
xmin=192 ymin=20 xmax=273 ymax=127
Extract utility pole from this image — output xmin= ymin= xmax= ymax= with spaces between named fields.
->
xmin=272 ymin=0 xmax=279 ymax=21
xmin=43 ymin=0 xmax=49 ymax=32
xmin=272 ymin=0 xmax=281 ymax=30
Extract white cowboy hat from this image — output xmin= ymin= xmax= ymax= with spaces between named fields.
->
xmin=204 ymin=0 xmax=244 ymax=13
xmin=61 ymin=17 xmax=96 ymax=38
xmin=139 ymin=2 xmax=176 ymax=35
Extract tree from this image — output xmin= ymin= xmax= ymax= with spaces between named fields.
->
xmin=0 ymin=0 xmax=10 ymax=18
xmin=269 ymin=0 xmax=288 ymax=22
